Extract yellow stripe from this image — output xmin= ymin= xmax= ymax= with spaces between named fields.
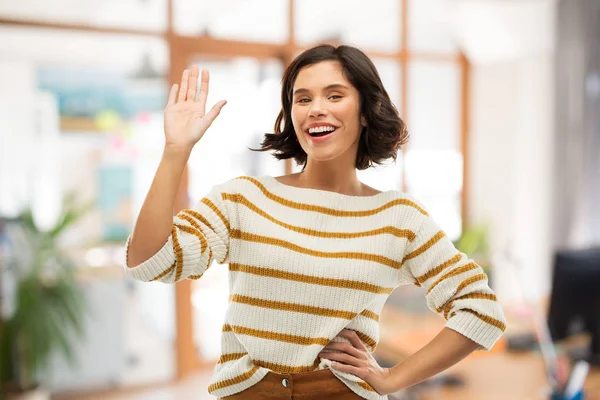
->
xmin=223 ymin=324 xmax=331 ymax=346
xmin=202 ymin=197 xmax=230 ymax=230
xmin=216 ymin=353 xmax=321 ymax=374
xmin=359 ymin=309 xmax=380 ymax=322
xmin=181 ymin=208 xmax=215 ymax=232
xmin=439 ymin=274 xmax=489 ymax=318
xmin=217 ymin=352 xmax=247 ymax=364
xmin=231 ymin=230 xmax=401 ymax=270
xmin=222 ymin=324 xmax=377 ymax=351
xmin=354 ymin=330 xmax=378 ymax=351
xmin=238 ymin=176 xmax=428 ymax=216
xmin=189 ymin=274 xmax=203 ymax=280
xmin=223 ymin=193 xmax=417 ymax=241
xmin=178 ymin=212 xmax=201 ymax=230
xmin=426 ymin=262 xmax=479 ymax=295
xmin=229 ymin=263 xmax=394 ymax=294
xmin=415 ymin=254 xmax=463 ymax=285
xmin=254 ymin=358 xmax=321 ymax=374
xmin=149 ymin=262 xmax=175 ymax=282
xmin=172 ymin=226 xmax=184 ymax=281
xmin=358 ymin=381 xmax=377 ymax=392
xmin=402 ymin=230 xmax=446 ymax=264
xmin=174 ymin=223 xmax=207 ymax=252
xmin=181 ymin=210 xmax=226 ymax=263
xmin=208 ymin=365 xmax=261 ymax=392
xmin=461 ymin=309 xmax=507 ymax=332
xmin=454 ymin=273 xmax=487 ymax=294
xmin=229 ymin=294 xmax=358 ymax=320
xmin=440 ymin=292 xmax=498 ymax=318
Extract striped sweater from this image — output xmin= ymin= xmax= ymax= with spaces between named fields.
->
xmin=124 ymin=175 xmax=506 ymax=400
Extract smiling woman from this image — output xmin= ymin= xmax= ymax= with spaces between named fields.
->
xmin=124 ymin=43 xmax=506 ymax=400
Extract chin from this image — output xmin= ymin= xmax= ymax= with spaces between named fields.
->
xmin=306 ymin=150 xmax=342 ymax=163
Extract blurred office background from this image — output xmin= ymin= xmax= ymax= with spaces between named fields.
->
xmin=0 ymin=0 xmax=599 ymax=399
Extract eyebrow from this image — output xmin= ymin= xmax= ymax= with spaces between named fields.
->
xmin=292 ymin=84 xmax=349 ymax=97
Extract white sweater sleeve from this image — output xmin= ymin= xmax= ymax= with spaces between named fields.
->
xmin=402 ymin=213 xmax=507 ymax=350
xmin=123 ymin=183 xmax=231 ymax=283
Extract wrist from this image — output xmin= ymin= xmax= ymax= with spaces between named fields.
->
xmin=163 ymin=144 xmax=193 ymax=160
xmin=389 ymin=360 xmax=410 ymax=392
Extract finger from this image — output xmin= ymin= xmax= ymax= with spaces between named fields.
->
xmin=178 ymin=69 xmax=189 ymax=103
xmin=167 ymin=84 xmax=178 ymax=106
xmin=187 ymin=65 xmax=199 ymax=102
xmin=330 ymin=362 xmax=363 ymax=380
xmin=337 ymin=330 xmax=369 ymax=351
xmin=322 ymin=353 xmax=363 ymax=368
xmin=321 ymin=352 xmax=360 ymax=367
xmin=202 ymin=100 xmax=227 ymax=125
xmin=197 ymin=69 xmax=209 ymax=114
xmin=322 ymin=342 xmax=362 ymax=359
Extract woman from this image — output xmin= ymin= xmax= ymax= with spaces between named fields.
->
xmin=125 ymin=44 xmax=506 ymax=400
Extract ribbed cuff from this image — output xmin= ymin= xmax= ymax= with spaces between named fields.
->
xmin=445 ymin=310 xmax=504 ymax=351
xmin=123 ymin=235 xmax=175 ymax=282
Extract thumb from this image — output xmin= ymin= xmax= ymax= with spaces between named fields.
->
xmin=203 ymin=100 xmax=227 ymax=125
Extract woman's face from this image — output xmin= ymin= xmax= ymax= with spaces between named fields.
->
xmin=291 ymin=61 xmax=366 ymax=166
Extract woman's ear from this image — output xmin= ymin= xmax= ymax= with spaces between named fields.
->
xmin=360 ymin=115 xmax=367 ymax=127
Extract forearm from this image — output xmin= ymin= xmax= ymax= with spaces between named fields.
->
xmin=389 ymin=327 xmax=479 ymax=392
xmin=127 ymin=146 xmax=191 ymax=267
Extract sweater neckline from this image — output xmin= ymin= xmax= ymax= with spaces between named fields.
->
xmin=261 ymin=175 xmax=395 ymax=202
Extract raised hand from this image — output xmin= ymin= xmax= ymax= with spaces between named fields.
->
xmin=163 ymin=65 xmax=227 ymax=151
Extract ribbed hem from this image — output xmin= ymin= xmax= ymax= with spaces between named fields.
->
xmin=445 ymin=310 xmax=504 ymax=351
xmin=209 ymin=366 xmax=270 ymax=398
xmin=209 ymin=361 xmax=388 ymax=400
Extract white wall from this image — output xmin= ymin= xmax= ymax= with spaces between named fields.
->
xmin=469 ymin=55 xmax=555 ymax=303
xmin=451 ymin=0 xmax=558 ymax=304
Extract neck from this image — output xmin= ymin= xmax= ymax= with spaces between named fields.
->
xmin=298 ymin=160 xmax=362 ymax=196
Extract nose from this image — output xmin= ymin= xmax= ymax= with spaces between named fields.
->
xmin=308 ymin=99 xmax=328 ymax=118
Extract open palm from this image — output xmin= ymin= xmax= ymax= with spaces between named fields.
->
xmin=163 ymin=65 xmax=227 ymax=150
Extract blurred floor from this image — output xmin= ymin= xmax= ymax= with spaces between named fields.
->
xmin=55 ymin=369 xmax=215 ymax=400
xmin=54 ymin=352 xmax=600 ymax=400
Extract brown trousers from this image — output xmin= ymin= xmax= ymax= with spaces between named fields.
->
xmin=219 ymin=368 xmax=365 ymax=399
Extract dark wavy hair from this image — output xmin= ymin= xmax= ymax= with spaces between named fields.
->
xmin=250 ymin=44 xmax=409 ymax=170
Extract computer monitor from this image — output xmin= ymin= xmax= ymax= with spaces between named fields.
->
xmin=547 ymin=247 xmax=600 ymax=365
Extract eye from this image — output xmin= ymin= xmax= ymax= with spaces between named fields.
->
xmin=297 ymin=98 xmax=311 ymax=103
xmin=329 ymin=95 xmax=342 ymax=100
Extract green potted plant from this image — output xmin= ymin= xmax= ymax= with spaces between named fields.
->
xmin=0 ymin=195 xmax=90 ymax=400
xmin=453 ymin=222 xmax=493 ymax=281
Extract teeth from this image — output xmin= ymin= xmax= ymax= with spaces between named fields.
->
xmin=308 ymin=126 xmax=336 ymax=134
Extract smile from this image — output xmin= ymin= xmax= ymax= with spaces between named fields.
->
xmin=308 ymin=125 xmax=336 ymax=135
xmin=306 ymin=126 xmax=337 ymax=142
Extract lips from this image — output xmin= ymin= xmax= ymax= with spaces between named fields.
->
xmin=308 ymin=128 xmax=337 ymax=137
xmin=305 ymin=127 xmax=337 ymax=142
